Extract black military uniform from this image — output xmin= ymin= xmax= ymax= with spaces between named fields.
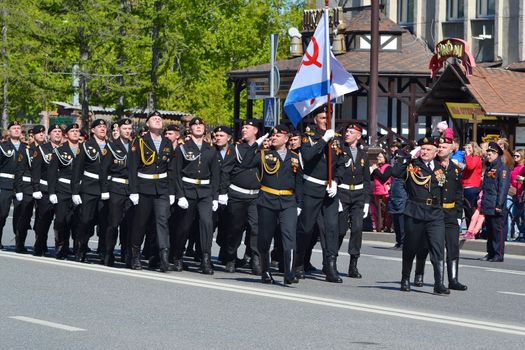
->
xmin=0 ymin=122 xmax=22 ymax=249
xmin=480 ymin=142 xmax=511 ymax=262
xmin=414 ymin=137 xmax=467 ymax=290
xmin=173 ymin=117 xmax=219 ymax=274
xmin=128 ymin=115 xmax=175 ymax=272
xmin=296 ymin=125 xmax=345 ymax=282
xmin=220 ymin=121 xmax=261 ymax=273
xmin=31 ymin=125 xmax=62 ymax=256
xmin=48 ymin=124 xmax=81 ymax=259
xmin=337 ymin=124 xmax=371 ymax=278
xmin=393 ymin=137 xmax=449 ymax=294
xmin=242 ymin=125 xmax=303 ymax=284
xmin=13 ymin=128 xmax=40 ymax=253
xmin=102 ymin=118 xmax=133 ymax=267
xmin=71 ymin=120 xmax=110 ymax=262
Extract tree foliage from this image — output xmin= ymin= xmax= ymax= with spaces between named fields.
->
xmin=0 ymin=0 xmax=303 ymax=126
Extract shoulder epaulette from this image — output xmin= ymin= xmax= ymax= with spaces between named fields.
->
xmin=178 ymin=139 xmax=185 ymax=145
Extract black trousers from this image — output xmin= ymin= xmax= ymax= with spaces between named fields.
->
xmin=339 ymin=194 xmax=366 ymax=256
xmin=105 ymin=193 xmax=132 ymax=256
xmin=214 ymin=204 xmax=229 ymax=248
xmin=223 ymin=197 xmax=258 ymax=263
xmin=402 ymin=215 xmax=445 ymax=279
xmin=173 ymin=196 xmax=213 ymax=258
xmin=131 ymin=194 xmax=170 ymax=251
xmin=33 ymin=194 xmax=56 ymax=253
xmin=298 ymin=194 xmax=339 ymax=262
xmin=486 ymin=211 xmax=506 ymax=260
xmin=54 ymin=197 xmax=80 ymax=252
xmin=77 ymin=194 xmax=108 ymax=248
xmin=13 ymin=194 xmax=34 ymax=234
xmin=416 ymin=215 xmax=460 ymax=265
xmin=258 ymin=205 xmax=296 ymax=254
xmin=0 ymin=190 xmax=14 ymax=244
xmin=392 ymin=213 xmax=405 ymax=246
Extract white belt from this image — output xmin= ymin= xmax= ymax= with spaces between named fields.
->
xmin=40 ymin=179 xmax=48 ymax=186
xmin=83 ymin=171 xmax=99 ymax=180
xmin=0 ymin=172 xmax=14 ymax=179
xmin=22 ymin=176 xmax=31 ymax=183
xmin=138 ymin=172 xmax=167 ymax=180
xmin=182 ymin=177 xmax=210 ymax=185
xmin=229 ymin=184 xmax=259 ymax=195
xmin=58 ymin=178 xmax=71 ymax=184
xmin=111 ymin=177 xmax=129 ymax=185
xmin=303 ymin=174 xmax=328 ymax=186
xmin=338 ymin=183 xmax=364 ymax=191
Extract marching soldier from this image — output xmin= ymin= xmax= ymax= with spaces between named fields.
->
xmin=480 ymin=142 xmax=511 ymax=262
xmin=173 ymin=117 xmax=219 ymax=274
xmin=220 ymin=120 xmax=262 ymax=274
xmin=393 ymin=137 xmax=449 ymax=294
xmin=102 ymin=118 xmax=134 ymax=266
xmin=337 ymin=123 xmax=371 ymax=278
xmin=128 ymin=111 xmax=176 ymax=272
xmin=71 ymin=119 xmax=110 ymax=262
xmin=241 ymin=124 xmax=303 ymax=284
xmin=296 ymin=106 xmax=345 ymax=283
xmin=31 ymin=124 xmax=63 ymax=256
xmin=413 ymin=137 xmax=467 ymax=291
xmin=0 ymin=121 xmax=23 ymax=249
xmin=48 ymin=123 xmax=81 ymax=259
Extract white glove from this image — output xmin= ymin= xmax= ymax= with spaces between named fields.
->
xmin=255 ymin=133 xmax=269 ymax=147
xmin=49 ymin=194 xmax=58 ymax=204
xmin=101 ymin=192 xmax=110 ymax=200
xmin=32 ymin=191 xmax=43 ymax=200
xmin=15 ymin=193 xmax=23 ymax=201
xmin=326 ymin=180 xmax=338 ymax=198
xmin=72 ymin=195 xmax=82 ymax=206
xmin=178 ymin=197 xmax=189 ymax=209
xmin=410 ymin=146 xmax=421 ymax=159
xmin=338 ymin=200 xmax=343 ymax=213
xmin=218 ymin=194 xmax=228 ymax=206
xmin=363 ymin=203 xmax=369 ymax=218
xmin=129 ymin=193 xmax=139 ymax=206
xmin=212 ymin=200 xmax=219 ymax=212
xmin=297 ymin=207 xmax=302 ymax=216
xmin=169 ymin=195 xmax=175 ymax=205
xmin=322 ymin=129 xmax=335 ymax=142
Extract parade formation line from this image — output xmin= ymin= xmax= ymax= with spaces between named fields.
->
xmin=1 ymin=251 xmax=525 ymax=337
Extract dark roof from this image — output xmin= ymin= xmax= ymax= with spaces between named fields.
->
xmin=343 ymin=8 xmax=404 ymax=33
xmin=417 ymin=64 xmax=525 ymax=117
xmin=229 ymin=30 xmax=433 ymax=78
xmin=507 ymin=61 xmax=525 ymax=72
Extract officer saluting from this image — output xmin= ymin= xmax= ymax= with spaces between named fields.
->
xmin=173 ymin=117 xmax=219 ymax=274
xmin=413 ymin=137 xmax=467 ymax=291
xmin=241 ymin=124 xmax=303 ymax=284
xmin=338 ymin=123 xmax=371 ymax=278
xmin=393 ymin=137 xmax=449 ymax=294
xmin=128 ymin=111 xmax=176 ymax=272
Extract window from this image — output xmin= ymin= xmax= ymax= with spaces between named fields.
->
xmin=398 ymin=0 xmax=414 ymax=32
xmin=447 ymin=0 xmax=464 ymax=20
xmin=477 ymin=0 xmax=495 ymax=18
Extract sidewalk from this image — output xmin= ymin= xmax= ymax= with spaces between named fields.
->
xmin=363 ymin=231 xmax=525 ymax=256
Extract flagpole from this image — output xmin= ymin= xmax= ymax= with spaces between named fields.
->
xmin=325 ymin=1 xmax=333 ymax=186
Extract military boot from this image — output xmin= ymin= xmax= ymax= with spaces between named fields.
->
xmin=251 ymin=253 xmax=262 ymax=276
xmin=131 ymin=248 xmax=142 ymax=270
xmin=433 ymin=260 xmax=450 ymax=295
xmin=283 ymin=250 xmax=299 ymax=284
xmin=347 ymin=255 xmax=362 ymax=279
xmin=15 ymin=230 xmax=28 ymax=253
xmin=414 ymin=257 xmax=425 ymax=287
xmin=326 ymin=256 xmax=343 ymax=283
xmin=260 ymin=252 xmax=274 ymax=284
xmin=201 ymin=253 xmax=214 ymax=275
xmin=448 ymin=259 xmax=467 ymax=291
xmin=159 ymin=248 xmax=171 ymax=273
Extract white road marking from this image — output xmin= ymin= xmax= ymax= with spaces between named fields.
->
xmin=1 ymin=251 xmax=525 ymax=337
xmin=9 ymin=316 xmax=86 ymax=332
xmin=497 ymin=291 xmax=525 ymax=297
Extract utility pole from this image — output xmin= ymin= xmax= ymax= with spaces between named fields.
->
xmin=368 ymin=0 xmax=379 ymax=147
xmin=1 ymin=7 xmax=8 ymax=130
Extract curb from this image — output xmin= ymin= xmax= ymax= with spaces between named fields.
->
xmin=362 ymin=231 xmax=525 ymax=256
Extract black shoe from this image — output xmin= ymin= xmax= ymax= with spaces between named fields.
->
xmin=75 ymin=250 xmax=87 ymax=263
xmin=489 ymin=257 xmax=504 ymax=262
xmin=131 ymin=248 xmax=142 ymax=270
xmin=295 ymin=266 xmax=306 ymax=279
xmin=200 ymin=253 xmax=214 ymax=275
xmin=326 ymin=256 xmax=343 ymax=283
xmin=148 ymin=255 xmax=160 ymax=270
xmin=449 ymin=280 xmax=468 ymax=291
xmin=225 ymin=261 xmax=236 ymax=273
xmin=480 ymin=254 xmax=493 ymax=261
xmin=261 ymin=271 xmax=275 ymax=284
xmin=283 ymin=250 xmax=299 ymax=284
xmin=284 ymin=274 xmax=299 ymax=284
xmin=433 ymin=283 xmax=450 ymax=295
xmin=159 ymin=249 xmax=171 ymax=273
xmin=400 ymin=278 xmax=411 ymax=292
xmin=104 ymin=253 xmax=115 ymax=267
xmin=173 ymin=259 xmax=184 ymax=272
xmin=304 ymin=262 xmax=317 ymax=273
xmin=347 ymin=255 xmax=362 ymax=279
xmin=251 ymin=254 xmax=262 ymax=276
xmin=15 ymin=246 xmax=28 ymax=254
xmin=413 ymin=274 xmax=424 ymax=287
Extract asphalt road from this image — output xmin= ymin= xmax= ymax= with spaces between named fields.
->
xmin=1 ymin=218 xmax=525 ymax=349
